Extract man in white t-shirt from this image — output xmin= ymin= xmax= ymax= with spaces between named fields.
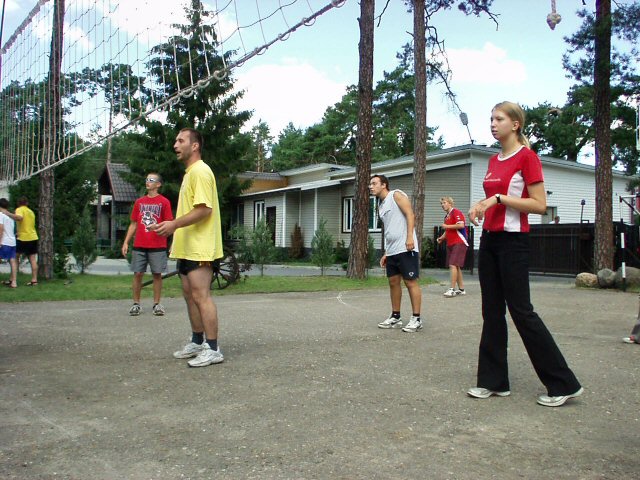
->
xmin=0 ymin=198 xmax=18 ymax=288
xmin=369 ymin=175 xmax=423 ymax=333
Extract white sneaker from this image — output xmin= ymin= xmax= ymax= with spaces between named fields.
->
xmin=536 ymin=387 xmax=584 ymax=407
xmin=129 ymin=303 xmax=142 ymax=316
xmin=467 ymin=387 xmax=511 ymax=399
xmin=402 ymin=316 xmax=423 ymax=332
xmin=173 ymin=342 xmax=203 ymax=359
xmin=188 ymin=343 xmax=224 ymax=367
xmin=152 ymin=303 xmax=165 ymax=316
xmin=443 ymin=288 xmax=457 ymax=297
xmin=378 ymin=315 xmax=403 ymax=329
xmin=454 ymin=289 xmax=466 ymax=296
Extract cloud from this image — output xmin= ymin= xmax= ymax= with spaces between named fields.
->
xmin=438 ymin=42 xmax=527 ymax=85
xmin=4 ymin=0 xmax=19 ymax=13
xmin=235 ymin=60 xmax=346 ymax=136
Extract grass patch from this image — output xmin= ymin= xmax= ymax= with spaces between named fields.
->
xmin=0 ymin=272 xmax=439 ymax=303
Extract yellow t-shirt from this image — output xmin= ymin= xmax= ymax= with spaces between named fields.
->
xmin=170 ymin=160 xmax=223 ymax=261
xmin=15 ymin=206 xmax=38 ymax=241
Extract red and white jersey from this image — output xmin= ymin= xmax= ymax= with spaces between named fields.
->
xmin=482 ymin=146 xmax=544 ymax=233
xmin=444 ymin=208 xmax=468 ymax=246
xmin=131 ymin=194 xmax=174 ymax=249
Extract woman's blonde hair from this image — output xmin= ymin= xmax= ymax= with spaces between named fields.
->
xmin=440 ymin=196 xmax=454 ymax=206
xmin=493 ymin=101 xmax=530 ymax=148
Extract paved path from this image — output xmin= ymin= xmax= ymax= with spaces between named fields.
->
xmin=0 ymin=277 xmax=638 ymax=479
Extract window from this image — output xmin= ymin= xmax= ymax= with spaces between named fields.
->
xmin=342 ymin=196 xmax=381 ymax=232
xmin=229 ymin=203 xmax=245 ymax=239
xmin=254 ymin=200 xmax=265 ymax=226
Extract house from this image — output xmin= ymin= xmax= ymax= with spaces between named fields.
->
xmin=97 ymin=163 xmax=138 ymax=250
xmin=232 ymin=144 xmax=635 ymax=253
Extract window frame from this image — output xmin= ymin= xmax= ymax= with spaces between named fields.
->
xmin=342 ymin=196 xmax=382 ymax=233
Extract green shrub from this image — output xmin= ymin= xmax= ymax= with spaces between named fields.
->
xmin=71 ymin=210 xmax=98 ymax=274
xmin=311 ymin=218 xmax=335 ymax=276
xmin=231 ymin=220 xmax=277 ymax=276
xmin=335 ymin=239 xmax=349 ymax=263
xmin=421 ymin=236 xmax=436 ymax=268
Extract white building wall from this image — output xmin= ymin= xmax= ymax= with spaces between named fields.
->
xmin=542 ymin=164 xmax=631 ymax=224
xmin=299 ymin=190 xmax=316 ymax=248
xmin=237 ymin=147 xmax=636 ymax=254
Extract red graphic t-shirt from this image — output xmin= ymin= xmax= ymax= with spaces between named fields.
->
xmin=444 ymin=208 xmax=468 ymax=246
xmin=131 ymin=194 xmax=174 ymax=249
xmin=482 ymin=146 xmax=544 ymax=233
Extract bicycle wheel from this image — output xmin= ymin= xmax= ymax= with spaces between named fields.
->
xmin=211 ymin=250 xmax=240 ymax=290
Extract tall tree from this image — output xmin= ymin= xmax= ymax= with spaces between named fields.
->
xmin=347 ymin=0 xmax=374 ymax=280
xmin=403 ymin=0 xmax=496 ymax=248
xmin=243 ymin=121 xmax=273 ymax=172
xmin=270 ymin=123 xmax=309 ymax=171
xmin=412 ymin=0 xmax=427 ymax=249
xmin=559 ymin=2 xmax=640 ymax=270
xmin=140 ymin=0 xmax=253 ymax=223
xmin=525 ymin=2 xmax=639 ymax=174
xmin=594 ymin=0 xmax=613 ymax=271
xmin=39 ymin=0 xmax=65 ymax=280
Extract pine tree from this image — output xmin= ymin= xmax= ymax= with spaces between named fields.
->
xmin=71 ymin=209 xmax=98 ymax=274
xmin=311 ymin=218 xmax=335 ymax=276
xmin=250 ymin=219 xmax=277 ymax=276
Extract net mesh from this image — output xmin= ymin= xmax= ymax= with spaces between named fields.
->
xmin=0 ymin=0 xmax=346 ymax=185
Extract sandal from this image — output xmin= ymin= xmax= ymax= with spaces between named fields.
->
xmin=26 ymin=281 xmax=38 ymax=286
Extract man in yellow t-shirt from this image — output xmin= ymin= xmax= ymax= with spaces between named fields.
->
xmin=11 ymin=197 xmax=39 ymax=285
xmin=150 ymin=128 xmax=224 ymax=368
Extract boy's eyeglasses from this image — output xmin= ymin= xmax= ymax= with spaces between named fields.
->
xmin=146 ymin=178 xmax=159 ymax=183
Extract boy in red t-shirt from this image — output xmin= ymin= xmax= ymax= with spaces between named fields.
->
xmin=436 ymin=196 xmax=468 ymax=297
xmin=122 ymin=173 xmax=173 ymax=316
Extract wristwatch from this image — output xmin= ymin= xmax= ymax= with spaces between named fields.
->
xmin=495 ymin=194 xmax=502 ymax=204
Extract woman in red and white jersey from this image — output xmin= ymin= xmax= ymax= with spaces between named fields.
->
xmin=466 ymin=101 xmax=583 ymax=407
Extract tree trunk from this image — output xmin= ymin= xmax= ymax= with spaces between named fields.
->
xmin=412 ymin=0 xmax=427 ymax=252
xmin=347 ymin=0 xmax=374 ymax=280
xmin=38 ymin=168 xmax=55 ymax=279
xmin=39 ymin=0 xmax=65 ymax=280
xmin=593 ymin=0 xmax=613 ymax=271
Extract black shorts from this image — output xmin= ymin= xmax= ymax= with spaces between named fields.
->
xmin=176 ymin=259 xmax=213 ymax=276
xmin=386 ymin=251 xmax=420 ymax=280
xmin=16 ymin=240 xmax=38 ymax=256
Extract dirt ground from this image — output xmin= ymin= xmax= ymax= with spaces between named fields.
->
xmin=1 ymin=276 xmax=639 ymax=479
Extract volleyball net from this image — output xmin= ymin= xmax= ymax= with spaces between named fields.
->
xmin=0 ymin=0 xmax=345 ymax=185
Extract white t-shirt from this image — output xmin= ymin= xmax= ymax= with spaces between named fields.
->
xmin=377 ymin=189 xmax=419 ymax=256
xmin=0 ymin=212 xmax=17 ymax=247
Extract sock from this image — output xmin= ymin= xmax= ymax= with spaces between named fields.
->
xmin=391 ymin=311 xmax=401 ymax=319
xmin=412 ymin=314 xmax=421 ymax=320
xmin=191 ymin=331 xmax=204 ymax=345
xmin=458 ymin=288 xmax=465 ymax=292
xmin=206 ymin=338 xmax=218 ymax=351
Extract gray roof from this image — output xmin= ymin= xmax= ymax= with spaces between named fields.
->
xmin=103 ymin=163 xmax=138 ymax=203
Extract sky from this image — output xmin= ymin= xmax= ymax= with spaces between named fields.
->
xmin=0 ymin=0 xmax=608 ymax=155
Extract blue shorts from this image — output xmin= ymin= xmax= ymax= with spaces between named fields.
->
xmin=0 ymin=245 xmax=17 ymax=260
xmin=386 ymin=251 xmax=420 ymax=280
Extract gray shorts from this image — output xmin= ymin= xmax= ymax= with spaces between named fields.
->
xmin=130 ymin=249 xmax=168 ymax=274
